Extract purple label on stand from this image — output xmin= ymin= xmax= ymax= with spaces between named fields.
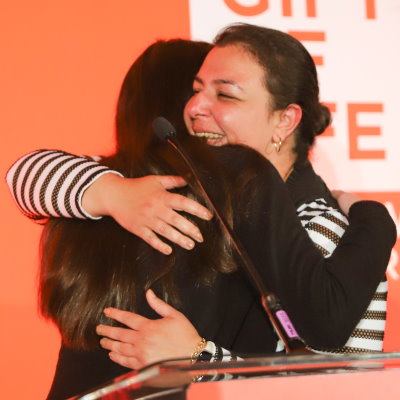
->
xmin=276 ymin=310 xmax=299 ymax=338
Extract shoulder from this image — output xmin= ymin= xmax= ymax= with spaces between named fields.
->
xmin=212 ymin=144 xmax=278 ymax=173
xmin=286 ymin=162 xmax=339 ymax=210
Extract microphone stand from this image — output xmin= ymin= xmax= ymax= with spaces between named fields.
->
xmin=153 ymin=117 xmax=312 ymax=354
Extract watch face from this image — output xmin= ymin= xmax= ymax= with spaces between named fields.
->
xmin=197 ymin=350 xmax=212 ymax=362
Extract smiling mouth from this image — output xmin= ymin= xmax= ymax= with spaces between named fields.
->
xmin=193 ymin=132 xmax=224 ymax=140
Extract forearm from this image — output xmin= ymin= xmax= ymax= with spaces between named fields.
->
xmin=299 ymin=201 xmax=388 ymax=352
xmin=5 ymin=149 xmax=120 ymax=220
xmin=285 ymin=201 xmax=394 ymax=348
xmin=6 ymin=149 xmax=208 ymax=254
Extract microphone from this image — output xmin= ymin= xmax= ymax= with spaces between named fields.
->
xmin=153 ymin=116 xmax=311 ymax=354
xmin=153 ymin=117 xmax=176 ymax=142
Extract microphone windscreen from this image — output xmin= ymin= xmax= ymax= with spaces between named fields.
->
xmin=153 ymin=117 xmax=176 ymax=142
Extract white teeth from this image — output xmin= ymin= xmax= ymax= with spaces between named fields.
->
xmin=193 ymin=132 xmax=223 ymax=139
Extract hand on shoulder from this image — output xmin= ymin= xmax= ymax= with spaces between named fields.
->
xmin=82 ymin=173 xmax=213 ymax=254
xmin=331 ymin=190 xmax=363 ymax=216
xmin=96 ymin=290 xmax=202 ymax=369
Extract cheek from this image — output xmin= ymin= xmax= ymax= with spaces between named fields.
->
xmin=228 ymin=112 xmax=269 ymax=153
xmin=220 ymin=109 xmax=264 ymax=146
xmin=245 ymin=118 xmax=271 ymax=153
xmin=213 ymin=107 xmax=242 ymax=142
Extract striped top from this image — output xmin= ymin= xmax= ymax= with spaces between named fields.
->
xmin=5 ymin=150 xmax=387 ymax=362
xmin=6 ymin=149 xmax=121 ymax=220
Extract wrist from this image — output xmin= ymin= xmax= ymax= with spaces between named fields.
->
xmin=82 ymin=171 xmax=124 ymax=218
xmin=190 ymin=337 xmax=207 ymax=364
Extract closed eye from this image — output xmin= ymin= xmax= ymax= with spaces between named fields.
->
xmin=192 ymin=87 xmax=201 ymax=95
xmin=218 ymin=92 xmax=237 ymax=100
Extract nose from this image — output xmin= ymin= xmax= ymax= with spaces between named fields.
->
xmin=185 ymin=90 xmax=211 ymax=119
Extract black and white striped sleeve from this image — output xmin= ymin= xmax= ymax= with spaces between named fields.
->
xmin=198 ymin=341 xmax=243 ymax=363
xmin=5 ymin=149 xmax=122 ymax=220
xmin=193 ymin=341 xmax=244 ymax=382
xmin=296 ymin=198 xmax=349 ymax=256
xmin=296 ymin=198 xmax=387 ymax=353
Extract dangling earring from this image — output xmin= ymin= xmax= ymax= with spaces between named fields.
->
xmin=272 ymin=140 xmax=282 ymax=153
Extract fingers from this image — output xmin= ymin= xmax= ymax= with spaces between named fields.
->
xmin=103 ymin=308 xmax=148 ymax=330
xmin=152 ymin=191 xmax=213 ymax=249
xmin=135 ymin=220 xmax=196 ymax=254
xmin=135 ymin=226 xmax=173 ymax=255
xmin=125 ymin=177 xmax=211 ymax=253
xmin=165 ymin=192 xmax=212 ymax=221
xmin=99 ymin=336 xmax=135 ymax=355
xmin=109 ymin=351 xmax=141 ymax=370
xmin=150 ymin=175 xmax=213 ymax=222
xmin=97 ymin=324 xmax=138 ymax=343
xmin=146 ymin=289 xmax=178 ymax=318
xmin=151 ymin=217 xmax=197 ymax=251
xmin=102 ymin=173 xmax=212 ymax=254
xmin=331 ymin=189 xmax=362 ymax=215
xmin=156 ymin=175 xmax=187 ymax=190
xmin=162 ymin=209 xmax=205 ymax=244
xmin=97 ymin=323 xmax=143 ymax=370
xmin=100 ymin=335 xmax=142 ymax=369
xmin=331 ymin=190 xmax=344 ymax=199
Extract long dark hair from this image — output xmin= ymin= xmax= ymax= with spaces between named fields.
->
xmin=114 ymin=39 xmax=212 ymax=173
xmin=214 ymin=23 xmax=331 ymax=166
xmin=39 ymin=39 xmax=248 ymax=349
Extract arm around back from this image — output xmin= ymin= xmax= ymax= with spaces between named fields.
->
xmin=5 ymin=149 xmax=212 ymax=254
xmin=226 ymin=146 xmax=395 ymax=350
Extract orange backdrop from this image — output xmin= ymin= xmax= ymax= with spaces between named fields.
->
xmin=1 ymin=2 xmax=399 ymax=399
xmin=0 ymin=1 xmax=190 ymax=399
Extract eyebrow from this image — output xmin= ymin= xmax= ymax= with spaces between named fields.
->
xmin=194 ymin=76 xmax=243 ymax=91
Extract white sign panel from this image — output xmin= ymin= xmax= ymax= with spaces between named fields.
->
xmin=189 ymin=0 xmax=400 ymax=191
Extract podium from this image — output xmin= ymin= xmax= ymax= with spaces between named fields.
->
xmin=70 ymin=352 xmax=400 ymax=399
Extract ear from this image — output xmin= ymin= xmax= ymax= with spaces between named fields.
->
xmin=272 ymin=104 xmax=302 ymax=143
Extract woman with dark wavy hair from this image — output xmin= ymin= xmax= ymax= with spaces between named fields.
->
xmin=38 ymin=39 xmax=237 ymax=399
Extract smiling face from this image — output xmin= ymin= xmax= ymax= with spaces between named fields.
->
xmin=184 ymin=44 xmax=280 ymax=158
